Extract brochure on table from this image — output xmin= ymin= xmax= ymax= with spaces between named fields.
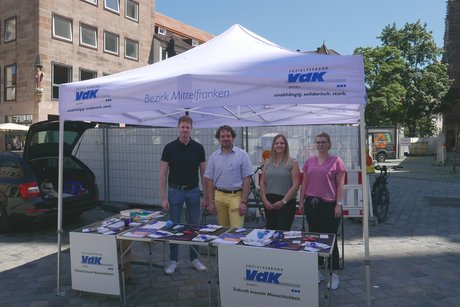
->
xmin=70 ymin=210 xmax=164 ymax=296
xmin=71 ymin=212 xmax=332 ymax=298
xmin=218 ymin=244 xmax=318 ymax=307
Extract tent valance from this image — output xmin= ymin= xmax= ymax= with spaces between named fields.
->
xmin=59 ymin=24 xmax=366 ymax=128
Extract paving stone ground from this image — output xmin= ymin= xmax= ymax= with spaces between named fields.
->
xmin=1 ymin=154 xmax=460 ymax=306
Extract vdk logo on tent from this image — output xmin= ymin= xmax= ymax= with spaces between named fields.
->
xmin=288 ymin=71 xmax=326 ymax=83
xmin=75 ymin=89 xmax=99 ymax=101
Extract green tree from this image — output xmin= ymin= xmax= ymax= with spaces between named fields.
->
xmin=355 ymin=21 xmax=455 ymax=137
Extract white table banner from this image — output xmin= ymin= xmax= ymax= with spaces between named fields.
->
xmin=218 ymin=244 xmax=318 ymax=307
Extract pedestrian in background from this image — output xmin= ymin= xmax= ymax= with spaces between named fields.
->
xmin=259 ymin=134 xmax=300 ymax=230
xmin=204 ymin=125 xmax=253 ymax=228
xmin=299 ymin=131 xmax=346 ymax=290
xmin=159 ymin=115 xmax=207 ymax=275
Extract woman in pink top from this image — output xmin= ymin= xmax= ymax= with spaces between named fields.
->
xmin=299 ymin=132 xmax=346 ymax=290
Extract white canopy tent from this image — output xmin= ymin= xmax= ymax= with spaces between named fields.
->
xmin=0 ymin=123 xmax=30 ymax=131
xmin=58 ymin=24 xmax=371 ymax=304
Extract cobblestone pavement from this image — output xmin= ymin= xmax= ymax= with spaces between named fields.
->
xmin=1 ymin=155 xmax=460 ymax=306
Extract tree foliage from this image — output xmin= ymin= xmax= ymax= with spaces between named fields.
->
xmin=354 ymin=21 xmax=456 ymax=137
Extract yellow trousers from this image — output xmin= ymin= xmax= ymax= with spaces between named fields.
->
xmin=215 ymin=190 xmax=244 ymax=228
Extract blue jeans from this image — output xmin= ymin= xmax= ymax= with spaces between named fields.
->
xmin=168 ymin=186 xmax=201 ymax=261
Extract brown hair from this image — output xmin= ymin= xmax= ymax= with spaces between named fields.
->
xmin=178 ymin=115 xmax=193 ymax=127
xmin=316 ymin=131 xmax=331 ymax=150
xmin=215 ymin=125 xmax=236 ymax=139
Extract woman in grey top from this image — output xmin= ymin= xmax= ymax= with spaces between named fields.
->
xmin=259 ymin=134 xmax=300 ymax=230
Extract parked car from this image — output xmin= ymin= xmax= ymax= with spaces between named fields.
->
xmin=0 ymin=120 xmax=99 ymax=233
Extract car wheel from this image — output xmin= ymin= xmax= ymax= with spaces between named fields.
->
xmin=376 ymin=153 xmax=386 ymax=163
xmin=0 ymin=206 xmax=9 ymax=233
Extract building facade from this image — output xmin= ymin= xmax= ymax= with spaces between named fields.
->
xmin=152 ymin=12 xmax=214 ymax=63
xmin=0 ymin=0 xmax=213 ymax=150
xmin=444 ymin=0 xmax=460 ymax=151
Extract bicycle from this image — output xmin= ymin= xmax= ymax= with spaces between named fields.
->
xmin=200 ymin=165 xmax=265 ymax=225
xmin=371 ymin=165 xmax=390 ymax=223
xmin=246 ymin=165 xmax=265 ymax=223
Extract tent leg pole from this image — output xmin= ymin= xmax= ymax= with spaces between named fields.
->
xmin=56 ymin=119 xmax=65 ymax=297
xmin=359 ymin=105 xmax=371 ymax=306
xmin=56 ymin=229 xmax=65 ymax=296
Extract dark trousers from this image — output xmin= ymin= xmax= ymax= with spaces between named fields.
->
xmin=264 ymin=193 xmax=296 ymax=231
xmin=304 ymin=196 xmax=341 ymax=270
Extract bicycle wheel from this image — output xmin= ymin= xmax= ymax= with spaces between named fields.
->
xmin=373 ymin=184 xmax=390 ymax=222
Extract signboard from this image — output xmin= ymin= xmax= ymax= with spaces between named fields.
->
xmin=342 ymin=170 xmax=364 ymax=218
xmin=218 ymin=244 xmax=318 ymax=307
xmin=399 ymin=137 xmax=411 ymax=146
xmin=70 ymin=232 xmax=120 ymax=295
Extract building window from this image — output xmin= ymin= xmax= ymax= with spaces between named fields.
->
xmin=124 ymin=38 xmax=138 ymax=60
xmin=80 ymin=68 xmax=97 ymax=80
xmin=52 ymin=63 xmax=72 ymax=99
xmin=104 ymin=31 xmax=119 ymax=55
xmin=80 ymin=23 xmax=97 ymax=48
xmin=82 ymin=0 xmax=98 ymax=5
xmin=157 ymin=26 xmax=166 ymax=36
xmin=160 ymin=46 xmax=168 ymax=61
xmin=5 ymin=114 xmax=32 ymax=124
xmin=125 ymin=0 xmax=139 ymax=22
xmin=4 ymin=17 xmax=17 ymax=43
xmin=104 ymin=0 xmax=120 ymax=13
xmin=53 ymin=15 xmax=73 ymax=42
xmin=4 ymin=64 xmax=17 ymax=101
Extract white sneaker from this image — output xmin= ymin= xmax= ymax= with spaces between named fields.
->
xmin=190 ymin=259 xmax=206 ymax=271
xmin=327 ymin=273 xmax=339 ymax=290
xmin=164 ymin=260 xmax=177 ymax=275
xmin=318 ymin=270 xmax=325 ymax=283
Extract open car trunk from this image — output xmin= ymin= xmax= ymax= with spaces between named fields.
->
xmin=28 ymin=156 xmax=97 ymax=201
xmin=22 ymin=120 xmax=99 ymax=216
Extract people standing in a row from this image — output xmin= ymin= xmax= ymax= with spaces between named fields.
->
xmin=204 ymin=125 xmax=253 ymax=228
xmin=160 ymin=120 xmax=345 ymax=288
xmin=259 ymin=134 xmax=300 ymax=231
xmin=159 ymin=115 xmax=207 ymax=275
xmin=299 ymin=131 xmax=346 ymax=290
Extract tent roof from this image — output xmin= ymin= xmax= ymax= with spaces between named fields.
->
xmin=0 ymin=123 xmax=30 ymax=131
xmin=59 ymin=24 xmax=366 ymax=128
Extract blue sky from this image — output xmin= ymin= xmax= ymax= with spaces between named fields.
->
xmin=156 ymin=0 xmax=446 ymax=55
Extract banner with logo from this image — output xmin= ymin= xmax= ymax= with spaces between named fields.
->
xmin=59 ymin=24 xmax=365 ymax=128
xmin=218 ymin=244 xmax=318 ymax=307
xmin=70 ymin=232 xmax=120 ymax=295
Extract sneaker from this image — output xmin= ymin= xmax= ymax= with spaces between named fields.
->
xmin=164 ymin=260 xmax=177 ymax=275
xmin=327 ymin=273 xmax=339 ymax=290
xmin=318 ymin=270 xmax=325 ymax=283
xmin=190 ymin=259 xmax=206 ymax=271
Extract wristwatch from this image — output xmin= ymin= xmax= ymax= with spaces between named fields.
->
xmin=281 ymin=199 xmax=287 ymax=205
xmin=336 ymin=201 xmax=342 ymax=206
